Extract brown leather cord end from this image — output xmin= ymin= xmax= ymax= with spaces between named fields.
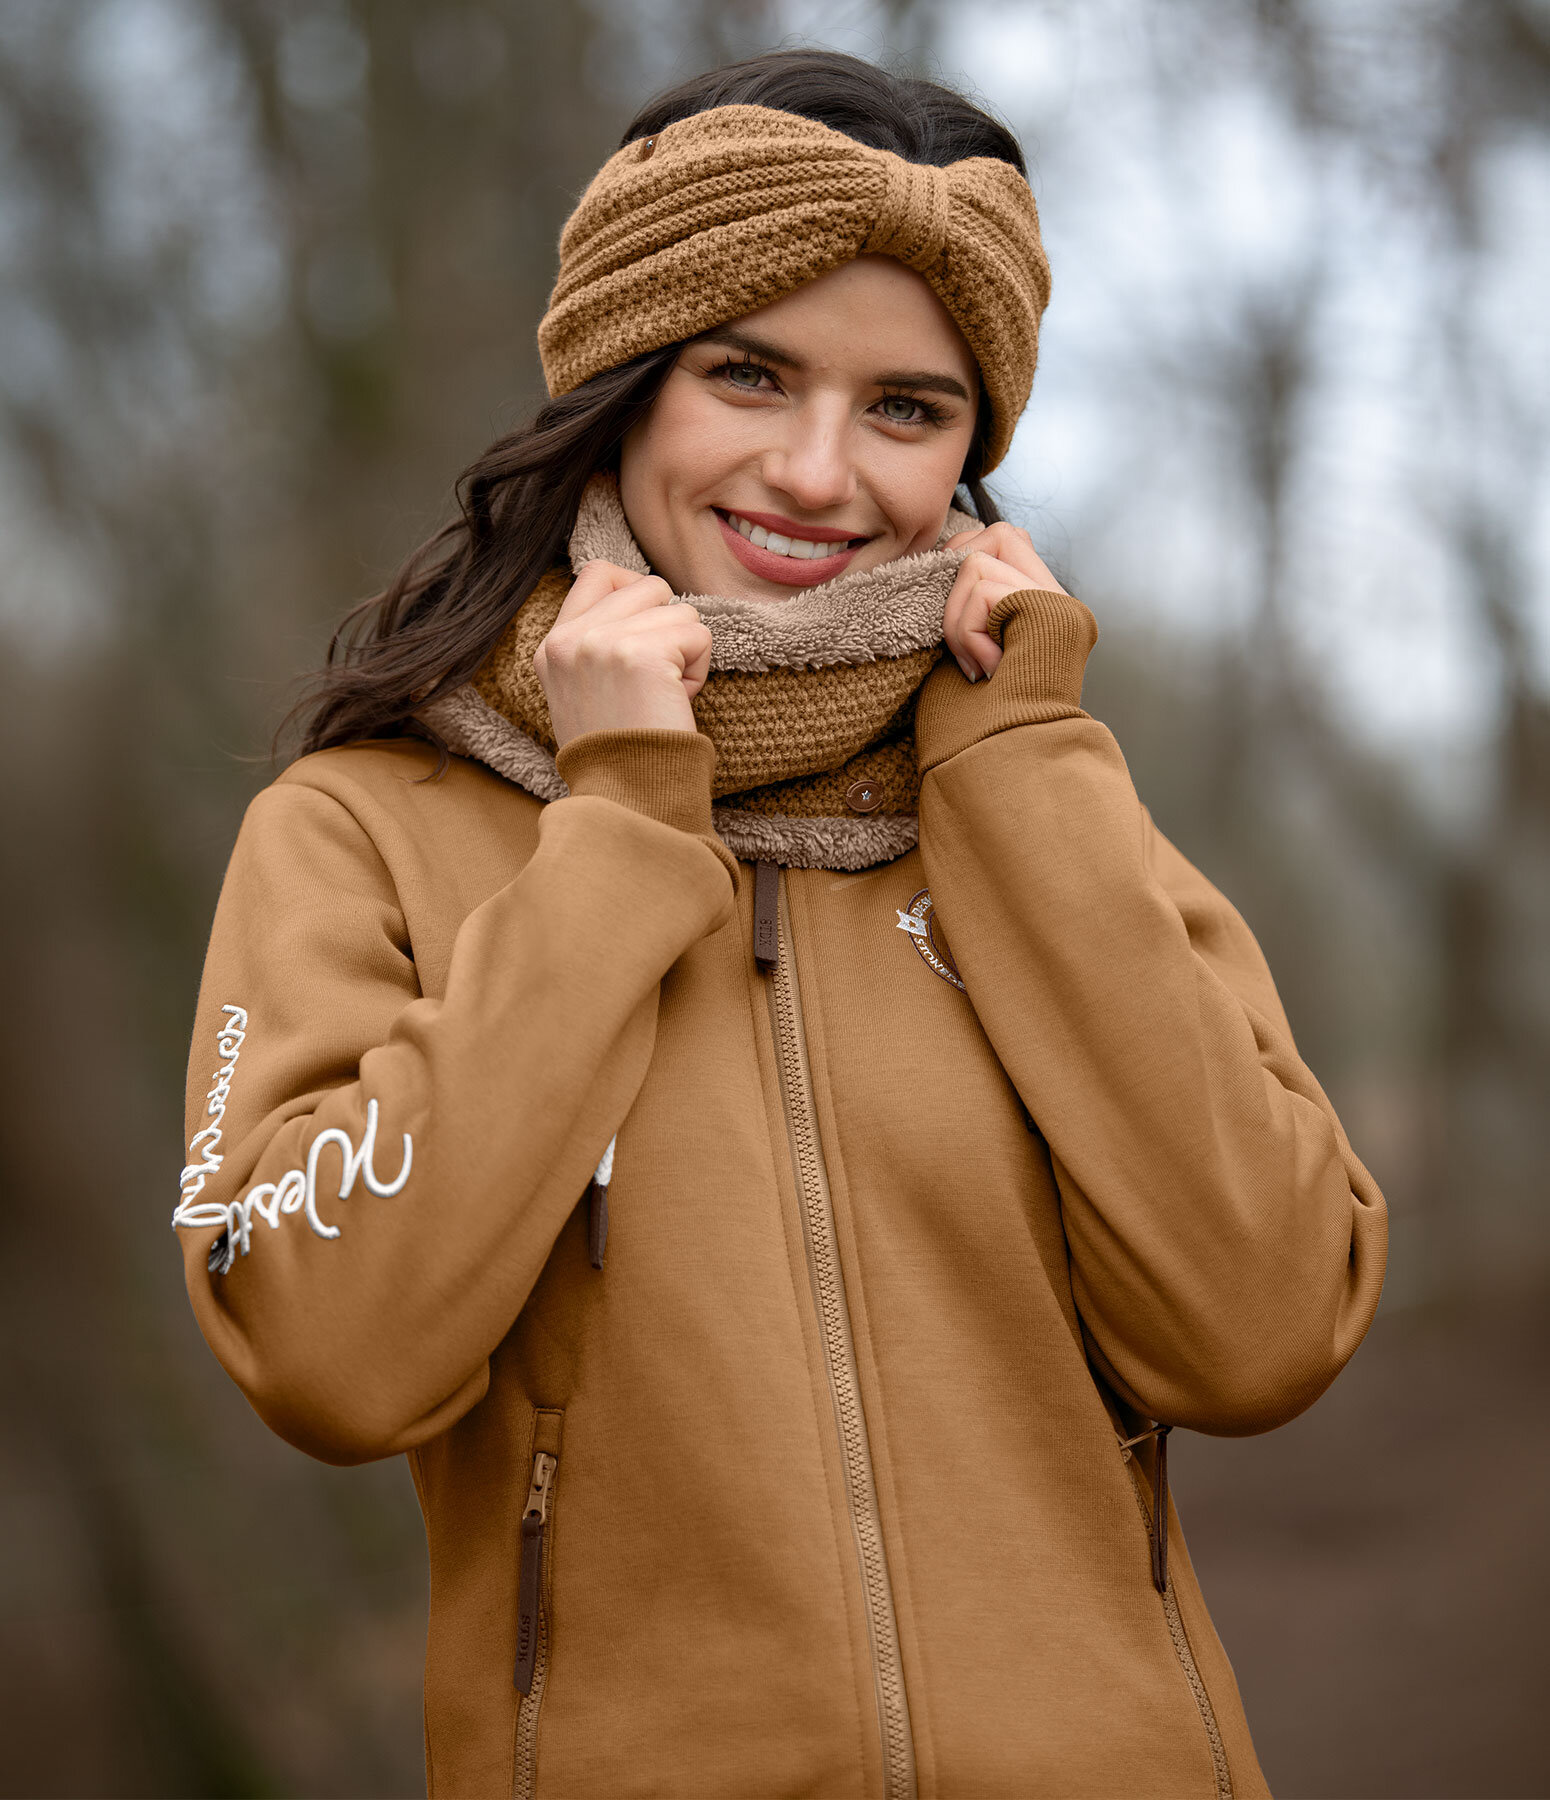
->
xmin=1150 ymin=1424 xmax=1172 ymax=1593
xmin=753 ymin=859 xmax=779 ymax=971
xmin=586 ymin=1178 xmax=609 ymax=1270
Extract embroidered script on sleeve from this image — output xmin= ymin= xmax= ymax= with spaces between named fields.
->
xmin=172 ymin=1005 xmax=413 ymax=1275
xmin=175 ymin=1002 xmax=247 ymax=1212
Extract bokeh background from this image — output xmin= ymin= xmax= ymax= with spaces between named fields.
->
xmin=1 ymin=1 xmax=1547 ymax=1795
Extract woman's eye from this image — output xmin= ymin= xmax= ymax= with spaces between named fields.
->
xmin=878 ymin=395 xmax=925 ymax=424
xmin=725 ymin=362 xmax=768 ymax=389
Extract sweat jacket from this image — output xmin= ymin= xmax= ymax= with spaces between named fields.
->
xmin=176 ymin=583 xmax=1388 ymax=1799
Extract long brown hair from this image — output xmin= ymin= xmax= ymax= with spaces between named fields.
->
xmin=292 ymin=50 xmax=1023 ymax=759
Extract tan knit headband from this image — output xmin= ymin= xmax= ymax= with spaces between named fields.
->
xmin=537 ymin=103 xmax=1051 ymax=471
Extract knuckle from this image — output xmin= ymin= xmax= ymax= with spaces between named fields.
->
xmin=569 ymin=627 xmax=606 ymax=667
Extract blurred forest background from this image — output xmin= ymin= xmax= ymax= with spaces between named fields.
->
xmin=1 ymin=0 xmax=1546 ymax=1795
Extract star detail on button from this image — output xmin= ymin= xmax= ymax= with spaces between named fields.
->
xmin=846 ymin=780 xmax=882 ymax=813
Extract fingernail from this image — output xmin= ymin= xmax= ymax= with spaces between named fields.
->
xmin=956 ymin=655 xmax=975 ymax=681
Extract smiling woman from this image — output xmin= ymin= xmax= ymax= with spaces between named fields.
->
xmin=175 ymin=45 xmax=1386 ymax=1800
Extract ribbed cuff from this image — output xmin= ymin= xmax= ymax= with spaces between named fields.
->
xmin=555 ymin=728 xmax=739 ymax=887
xmin=916 ymin=587 xmax=1099 ymax=773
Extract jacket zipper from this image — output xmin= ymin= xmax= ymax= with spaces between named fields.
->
xmin=1119 ymin=1431 xmax=1233 ymax=1800
xmin=513 ymin=1446 xmax=558 ymax=1799
xmin=760 ymin=865 xmax=918 ymax=1800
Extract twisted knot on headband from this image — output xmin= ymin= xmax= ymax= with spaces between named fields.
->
xmin=863 ymin=156 xmax=951 ymax=273
xmin=538 ymin=103 xmax=1051 ymax=470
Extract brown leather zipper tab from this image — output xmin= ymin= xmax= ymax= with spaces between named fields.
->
xmin=1151 ymin=1424 xmax=1172 ymax=1593
xmin=753 ymin=859 xmax=780 ymax=971
xmin=514 ymin=1449 xmax=557 ymax=1694
xmin=515 ymin=1510 xmax=544 ymax=1692
xmin=1118 ymin=1421 xmax=1174 ymax=1594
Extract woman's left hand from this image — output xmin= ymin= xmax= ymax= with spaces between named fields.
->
xmin=942 ymin=522 xmax=1067 ymax=682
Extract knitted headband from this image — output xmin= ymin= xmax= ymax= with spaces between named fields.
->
xmin=537 ymin=102 xmax=1051 ymax=471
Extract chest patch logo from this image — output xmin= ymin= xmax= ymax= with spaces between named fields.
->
xmin=896 ymin=888 xmax=966 ymax=991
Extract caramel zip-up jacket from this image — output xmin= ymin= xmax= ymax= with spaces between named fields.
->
xmin=177 ymin=586 xmax=1387 ymax=1799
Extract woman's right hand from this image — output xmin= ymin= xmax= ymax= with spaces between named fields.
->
xmin=533 ymin=560 xmax=713 ymax=751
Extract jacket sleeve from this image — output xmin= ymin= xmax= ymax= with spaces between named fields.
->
xmin=174 ymin=729 xmax=738 ymax=1465
xmin=914 ymin=591 xmax=1387 ymax=1435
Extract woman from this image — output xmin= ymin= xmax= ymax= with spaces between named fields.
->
xmin=175 ymin=49 xmax=1386 ymax=1800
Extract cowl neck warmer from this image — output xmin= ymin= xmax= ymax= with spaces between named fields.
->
xmin=423 ymin=472 xmax=977 ymax=871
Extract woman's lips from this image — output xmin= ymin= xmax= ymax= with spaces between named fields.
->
xmin=713 ymin=509 xmax=866 ymax=587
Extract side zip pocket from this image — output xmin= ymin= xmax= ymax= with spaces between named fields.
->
xmin=1118 ymin=1424 xmax=1233 ymax=1800
xmin=513 ymin=1408 xmax=563 ymax=1800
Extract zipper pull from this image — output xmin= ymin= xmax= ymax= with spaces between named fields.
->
xmin=754 ymin=859 xmax=779 ymax=972
xmin=1117 ymin=1421 xmax=1173 ymax=1593
xmin=514 ymin=1451 xmax=557 ymax=1694
xmin=1150 ymin=1424 xmax=1172 ymax=1593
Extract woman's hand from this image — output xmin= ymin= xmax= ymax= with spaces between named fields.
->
xmin=942 ymin=522 xmax=1066 ymax=682
xmin=534 ymin=560 xmax=713 ymax=751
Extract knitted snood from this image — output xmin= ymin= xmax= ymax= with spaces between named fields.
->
xmin=423 ymin=474 xmax=977 ymax=871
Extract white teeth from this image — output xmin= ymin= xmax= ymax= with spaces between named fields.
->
xmin=728 ymin=513 xmax=850 ymax=560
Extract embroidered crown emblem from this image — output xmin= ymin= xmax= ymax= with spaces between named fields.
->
xmin=895 ymin=888 xmax=965 ymax=991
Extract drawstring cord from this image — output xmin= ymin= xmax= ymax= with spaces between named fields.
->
xmin=584 ymin=1135 xmax=615 ymax=1270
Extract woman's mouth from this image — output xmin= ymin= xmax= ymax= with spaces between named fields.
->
xmin=713 ymin=508 xmax=870 ymax=587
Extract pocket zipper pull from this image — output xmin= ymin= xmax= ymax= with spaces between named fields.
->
xmin=1150 ymin=1424 xmax=1172 ymax=1593
xmin=514 ymin=1451 xmax=557 ymax=1694
xmin=1118 ymin=1422 xmax=1173 ymax=1593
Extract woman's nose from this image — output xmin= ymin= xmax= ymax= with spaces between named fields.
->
xmin=761 ymin=409 xmax=856 ymax=513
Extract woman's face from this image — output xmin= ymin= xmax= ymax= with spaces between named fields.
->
xmin=618 ymin=256 xmax=981 ymax=600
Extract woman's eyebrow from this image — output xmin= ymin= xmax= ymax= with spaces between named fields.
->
xmin=695 ymin=327 xmax=972 ymax=402
xmin=872 ymin=367 xmax=972 ymax=401
xmin=696 ymin=326 xmax=802 ymax=367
